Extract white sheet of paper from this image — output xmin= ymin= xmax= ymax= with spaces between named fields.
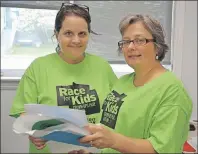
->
xmin=24 ymin=104 xmax=88 ymax=127
xmin=13 ymin=113 xmax=53 ymax=135
xmin=13 ymin=104 xmax=99 ymax=152
xmin=13 ymin=114 xmax=89 ymax=137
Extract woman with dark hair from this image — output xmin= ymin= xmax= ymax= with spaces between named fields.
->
xmin=77 ymin=14 xmax=193 ymax=153
xmin=9 ymin=3 xmax=117 ymax=153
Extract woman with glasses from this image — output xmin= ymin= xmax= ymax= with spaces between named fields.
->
xmin=9 ymin=3 xmax=117 ymax=153
xmin=77 ymin=14 xmax=193 ymax=153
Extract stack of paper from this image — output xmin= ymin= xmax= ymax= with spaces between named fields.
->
xmin=13 ymin=104 xmax=99 ymax=153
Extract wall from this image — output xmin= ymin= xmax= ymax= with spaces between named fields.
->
xmin=172 ymin=1 xmax=197 ymax=120
xmin=1 ymin=87 xmax=29 ymax=153
xmin=181 ymin=1 xmax=197 ymax=119
xmin=1 ymin=1 xmax=197 ymax=153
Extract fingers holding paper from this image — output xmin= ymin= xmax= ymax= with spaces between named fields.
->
xmin=80 ymin=124 xmax=116 ymax=149
xmin=29 ymin=136 xmax=47 ymax=150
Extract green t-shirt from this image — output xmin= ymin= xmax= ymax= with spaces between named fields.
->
xmin=100 ymin=71 xmax=192 ymax=153
xmin=10 ymin=52 xmax=118 ymax=153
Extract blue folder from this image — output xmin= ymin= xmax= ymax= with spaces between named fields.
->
xmin=41 ymin=131 xmax=91 ymax=147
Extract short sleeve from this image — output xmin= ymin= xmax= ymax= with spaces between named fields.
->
xmin=147 ymin=88 xmax=193 ymax=153
xmin=9 ymin=61 xmax=38 ymax=118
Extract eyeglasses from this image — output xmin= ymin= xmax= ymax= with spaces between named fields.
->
xmin=118 ymin=38 xmax=155 ymax=49
xmin=59 ymin=2 xmax=89 ymax=12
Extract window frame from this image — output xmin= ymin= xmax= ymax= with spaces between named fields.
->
xmin=0 ymin=0 xmax=71 ymax=10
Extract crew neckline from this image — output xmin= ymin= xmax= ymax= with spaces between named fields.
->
xmin=129 ymin=70 xmax=171 ymax=89
xmin=54 ymin=52 xmax=88 ymax=68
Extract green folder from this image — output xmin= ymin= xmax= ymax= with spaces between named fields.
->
xmin=32 ymin=119 xmax=64 ymax=130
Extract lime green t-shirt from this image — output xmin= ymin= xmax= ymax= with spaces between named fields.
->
xmin=100 ymin=71 xmax=192 ymax=153
xmin=10 ymin=52 xmax=118 ymax=153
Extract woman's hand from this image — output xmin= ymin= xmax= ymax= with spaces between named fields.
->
xmin=29 ymin=136 xmax=47 ymax=150
xmin=79 ymin=124 xmax=117 ymax=149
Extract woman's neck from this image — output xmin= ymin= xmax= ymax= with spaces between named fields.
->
xmin=59 ymin=52 xmax=85 ymax=64
xmin=133 ymin=62 xmax=166 ymax=86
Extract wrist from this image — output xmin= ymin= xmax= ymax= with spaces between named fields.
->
xmin=110 ymin=132 xmax=119 ymax=149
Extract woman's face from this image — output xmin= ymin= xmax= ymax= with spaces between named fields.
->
xmin=56 ymin=15 xmax=89 ymax=61
xmin=121 ymin=21 xmax=156 ymax=69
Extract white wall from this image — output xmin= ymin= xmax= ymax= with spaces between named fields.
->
xmin=172 ymin=1 xmax=197 ymax=120
xmin=1 ymin=1 xmax=197 ymax=153
xmin=181 ymin=1 xmax=197 ymax=120
xmin=1 ymin=86 xmax=29 ymax=153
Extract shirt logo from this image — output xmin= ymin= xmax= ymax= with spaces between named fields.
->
xmin=56 ymin=82 xmax=100 ymax=115
xmin=100 ymin=90 xmax=126 ymax=129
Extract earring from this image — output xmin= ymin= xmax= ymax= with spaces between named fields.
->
xmin=156 ymin=55 xmax=159 ymax=60
xmin=56 ymin=44 xmax=60 ymax=53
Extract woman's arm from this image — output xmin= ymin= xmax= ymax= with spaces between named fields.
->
xmin=80 ymin=124 xmax=156 ymax=153
xmin=111 ymin=132 xmax=156 ymax=153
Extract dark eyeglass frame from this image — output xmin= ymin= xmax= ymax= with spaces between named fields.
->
xmin=118 ymin=38 xmax=155 ymax=48
xmin=59 ymin=2 xmax=89 ymax=12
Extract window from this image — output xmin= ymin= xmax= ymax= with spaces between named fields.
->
xmin=1 ymin=1 xmax=172 ymax=78
xmin=76 ymin=1 xmax=172 ymax=64
xmin=1 ymin=7 xmax=57 ymax=69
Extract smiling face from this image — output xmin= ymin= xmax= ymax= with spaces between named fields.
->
xmin=56 ymin=15 xmax=89 ymax=61
xmin=122 ymin=21 xmax=156 ymax=69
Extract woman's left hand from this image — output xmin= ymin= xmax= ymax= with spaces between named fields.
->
xmin=79 ymin=124 xmax=117 ymax=149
